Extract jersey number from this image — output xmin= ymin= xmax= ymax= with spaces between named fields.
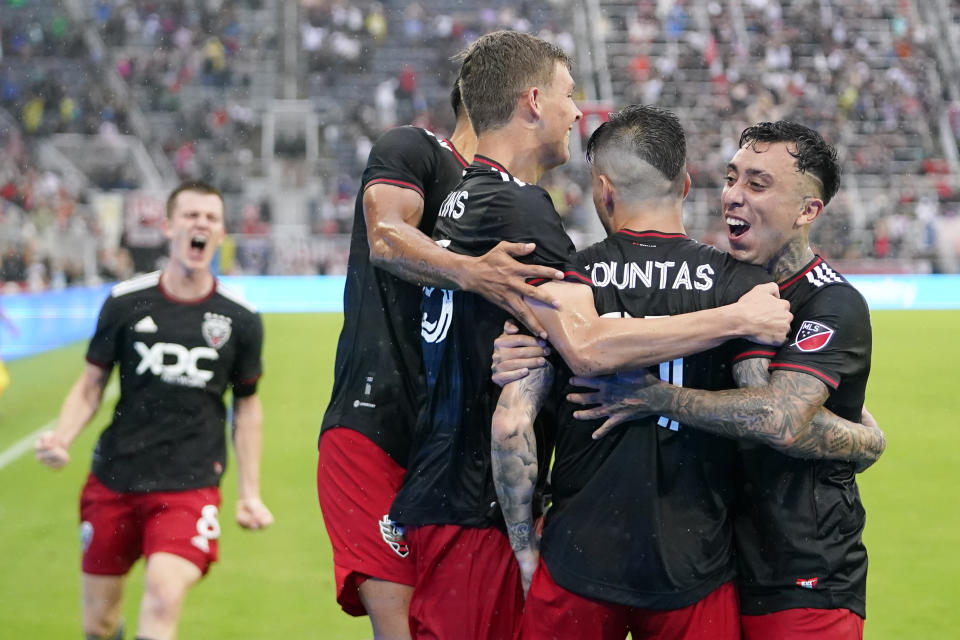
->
xmin=190 ymin=504 xmax=221 ymax=553
xmin=656 ymin=358 xmax=683 ymax=431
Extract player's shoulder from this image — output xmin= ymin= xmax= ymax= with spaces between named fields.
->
xmin=109 ymin=271 xmax=161 ymax=299
xmin=214 ymin=280 xmax=259 ymax=315
xmin=374 ymin=125 xmax=445 ymax=156
xmin=793 ymin=259 xmax=869 ymax=317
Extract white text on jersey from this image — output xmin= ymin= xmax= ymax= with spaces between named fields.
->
xmin=588 ymin=261 xmax=715 ymax=291
xmin=438 ymin=190 xmax=468 ymax=219
xmin=135 ymin=341 xmax=219 ymax=387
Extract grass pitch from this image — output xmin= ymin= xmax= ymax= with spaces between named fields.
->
xmin=0 ymin=310 xmax=955 ymax=638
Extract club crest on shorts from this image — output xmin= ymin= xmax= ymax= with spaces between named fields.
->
xmin=379 ymin=515 xmax=410 ymax=558
xmin=792 ymin=320 xmax=834 ymax=352
xmin=202 ymin=312 xmax=232 ymax=350
xmin=80 ymin=521 xmax=94 ymax=552
xmin=795 ymin=576 xmax=819 ymax=589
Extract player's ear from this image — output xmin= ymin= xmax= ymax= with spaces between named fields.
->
xmin=162 ymin=214 xmax=173 ymax=240
xmin=524 ymin=86 xmax=541 ymax=122
xmin=681 ymin=173 xmax=691 ymax=200
xmin=797 ymin=196 xmax=823 ymax=226
xmin=598 ymin=174 xmax=616 ymax=214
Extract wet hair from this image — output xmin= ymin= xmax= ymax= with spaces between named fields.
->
xmin=450 ymin=78 xmax=463 ymax=119
xmin=585 ymin=104 xmax=687 ymax=200
xmin=739 ymin=121 xmax=841 ymax=205
xmin=458 ymin=30 xmax=572 ymax=134
xmin=166 ymin=180 xmax=223 ymax=218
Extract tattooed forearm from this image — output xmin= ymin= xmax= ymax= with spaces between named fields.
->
xmin=654 ymin=369 xmax=827 ymax=455
xmin=808 ymin=409 xmax=886 ymax=469
xmin=492 ymin=363 xmax=554 ymax=553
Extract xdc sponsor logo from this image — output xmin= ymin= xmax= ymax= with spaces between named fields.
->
xmin=135 ymin=341 xmax=219 ymax=387
xmin=379 ymin=515 xmax=410 ymax=558
xmin=792 ymin=320 xmax=835 ymax=352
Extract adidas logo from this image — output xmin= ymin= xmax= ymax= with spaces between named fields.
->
xmin=134 ymin=316 xmax=158 ymax=333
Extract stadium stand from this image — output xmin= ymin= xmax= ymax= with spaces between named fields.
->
xmin=1 ymin=0 xmax=958 ymax=289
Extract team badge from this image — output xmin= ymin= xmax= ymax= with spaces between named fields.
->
xmin=80 ymin=521 xmax=94 ymax=553
xmin=792 ymin=320 xmax=834 ymax=352
xmin=379 ymin=515 xmax=410 ymax=558
xmin=795 ymin=576 xmax=819 ymax=589
xmin=202 ymin=312 xmax=232 ymax=349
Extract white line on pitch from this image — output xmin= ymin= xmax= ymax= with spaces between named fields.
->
xmin=0 ymin=381 xmax=119 ymax=471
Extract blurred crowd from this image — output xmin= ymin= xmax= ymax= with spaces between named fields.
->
xmin=1 ymin=0 xmax=959 ymax=290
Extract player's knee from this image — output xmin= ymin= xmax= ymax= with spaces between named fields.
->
xmin=140 ymin=580 xmax=188 ymax=624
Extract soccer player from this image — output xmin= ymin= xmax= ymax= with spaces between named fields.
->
xmin=571 ymin=122 xmax=882 ymax=639
xmin=317 ymin=80 xmax=564 ymax=640
xmin=388 ymin=35 xmax=791 ymax=640
xmin=34 ymin=181 xmax=272 ymax=640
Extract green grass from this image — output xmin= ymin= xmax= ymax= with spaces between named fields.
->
xmin=0 ymin=310 xmax=956 ymax=638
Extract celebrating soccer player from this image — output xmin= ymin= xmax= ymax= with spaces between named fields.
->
xmin=35 ymin=181 xmax=273 ymax=640
xmin=571 ymin=121 xmax=884 ymax=639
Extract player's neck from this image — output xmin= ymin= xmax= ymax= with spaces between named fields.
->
xmin=475 ymin=127 xmax=548 ymax=184
xmin=769 ymin=237 xmax=816 ymax=283
xmin=161 ymin=263 xmax=216 ymax=301
xmin=612 ymin=202 xmax=686 ymax=236
xmin=449 ymin=122 xmax=477 ymax=164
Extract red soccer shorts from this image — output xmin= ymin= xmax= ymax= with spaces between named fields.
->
xmin=79 ymin=473 xmax=221 ymax=576
xmin=406 ymin=523 xmax=524 ymax=640
xmin=316 ymin=427 xmax=415 ymax=617
xmin=741 ymin=607 xmax=864 ymax=640
xmin=520 ymin=559 xmax=740 ymax=640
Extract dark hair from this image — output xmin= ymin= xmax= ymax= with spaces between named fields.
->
xmin=739 ymin=121 xmax=841 ymax=205
xmin=166 ymin=180 xmax=223 ymax=218
xmin=450 ymin=78 xmax=463 ymax=119
xmin=585 ymin=105 xmax=687 ymax=198
xmin=458 ymin=30 xmax=572 ymax=134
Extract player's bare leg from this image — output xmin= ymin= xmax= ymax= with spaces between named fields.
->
xmin=82 ymin=573 xmax=126 ymax=639
xmin=359 ymin=578 xmax=413 ymax=640
xmin=136 ymin=552 xmax=202 ymax=640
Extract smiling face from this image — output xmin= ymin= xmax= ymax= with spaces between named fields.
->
xmin=537 ymin=61 xmax=582 ymax=170
xmin=164 ymin=189 xmax=225 ymax=273
xmin=721 ymin=141 xmax=823 ymax=269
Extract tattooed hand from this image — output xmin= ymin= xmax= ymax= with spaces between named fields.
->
xmin=491 ymin=320 xmax=551 ymax=387
xmin=566 ymin=371 xmax=664 ymax=439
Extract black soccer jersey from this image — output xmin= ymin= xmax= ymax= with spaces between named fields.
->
xmin=320 ymin=126 xmax=469 ymax=466
xmin=541 ymin=230 xmax=772 ymax=610
xmin=85 ymin=272 xmax=263 ymax=493
xmin=732 ymin=256 xmax=872 ymax=617
xmin=389 ymin=155 xmax=574 ymax=529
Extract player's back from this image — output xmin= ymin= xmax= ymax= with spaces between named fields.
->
xmin=321 ymin=127 xmax=469 ymax=467
xmin=391 ymin=155 xmax=573 ymax=530
xmin=542 ymin=230 xmax=771 ymax=610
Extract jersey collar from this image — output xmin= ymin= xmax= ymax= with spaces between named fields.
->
xmin=778 ymin=255 xmax=824 ymax=291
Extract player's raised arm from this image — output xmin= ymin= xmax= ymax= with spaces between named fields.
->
xmin=35 ymin=362 xmax=109 ymax=469
xmin=365 ymin=183 xmax=563 ymax=337
xmin=232 ymin=393 xmax=273 ymax=530
xmin=523 ymin=279 xmax=791 ymax=377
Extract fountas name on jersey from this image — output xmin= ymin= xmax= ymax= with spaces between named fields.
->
xmin=585 ymin=259 xmax=716 ymax=291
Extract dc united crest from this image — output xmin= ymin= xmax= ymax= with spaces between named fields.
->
xmin=202 ymin=312 xmax=232 ymax=349
xmin=792 ymin=320 xmax=834 ymax=352
xmin=379 ymin=515 xmax=410 ymax=558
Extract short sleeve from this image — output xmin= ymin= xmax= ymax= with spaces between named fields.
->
xmin=85 ymin=295 xmax=122 ymax=369
xmin=361 ymin=127 xmax=434 ymax=198
xmin=503 ymin=188 xmax=576 ymax=276
xmin=769 ymin=286 xmax=871 ymax=389
xmin=231 ymin=311 xmax=264 ymax=397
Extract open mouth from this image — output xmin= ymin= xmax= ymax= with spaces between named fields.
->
xmin=726 ymin=216 xmax=750 ymax=238
xmin=190 ymin=235 xmax=208 ymax=251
